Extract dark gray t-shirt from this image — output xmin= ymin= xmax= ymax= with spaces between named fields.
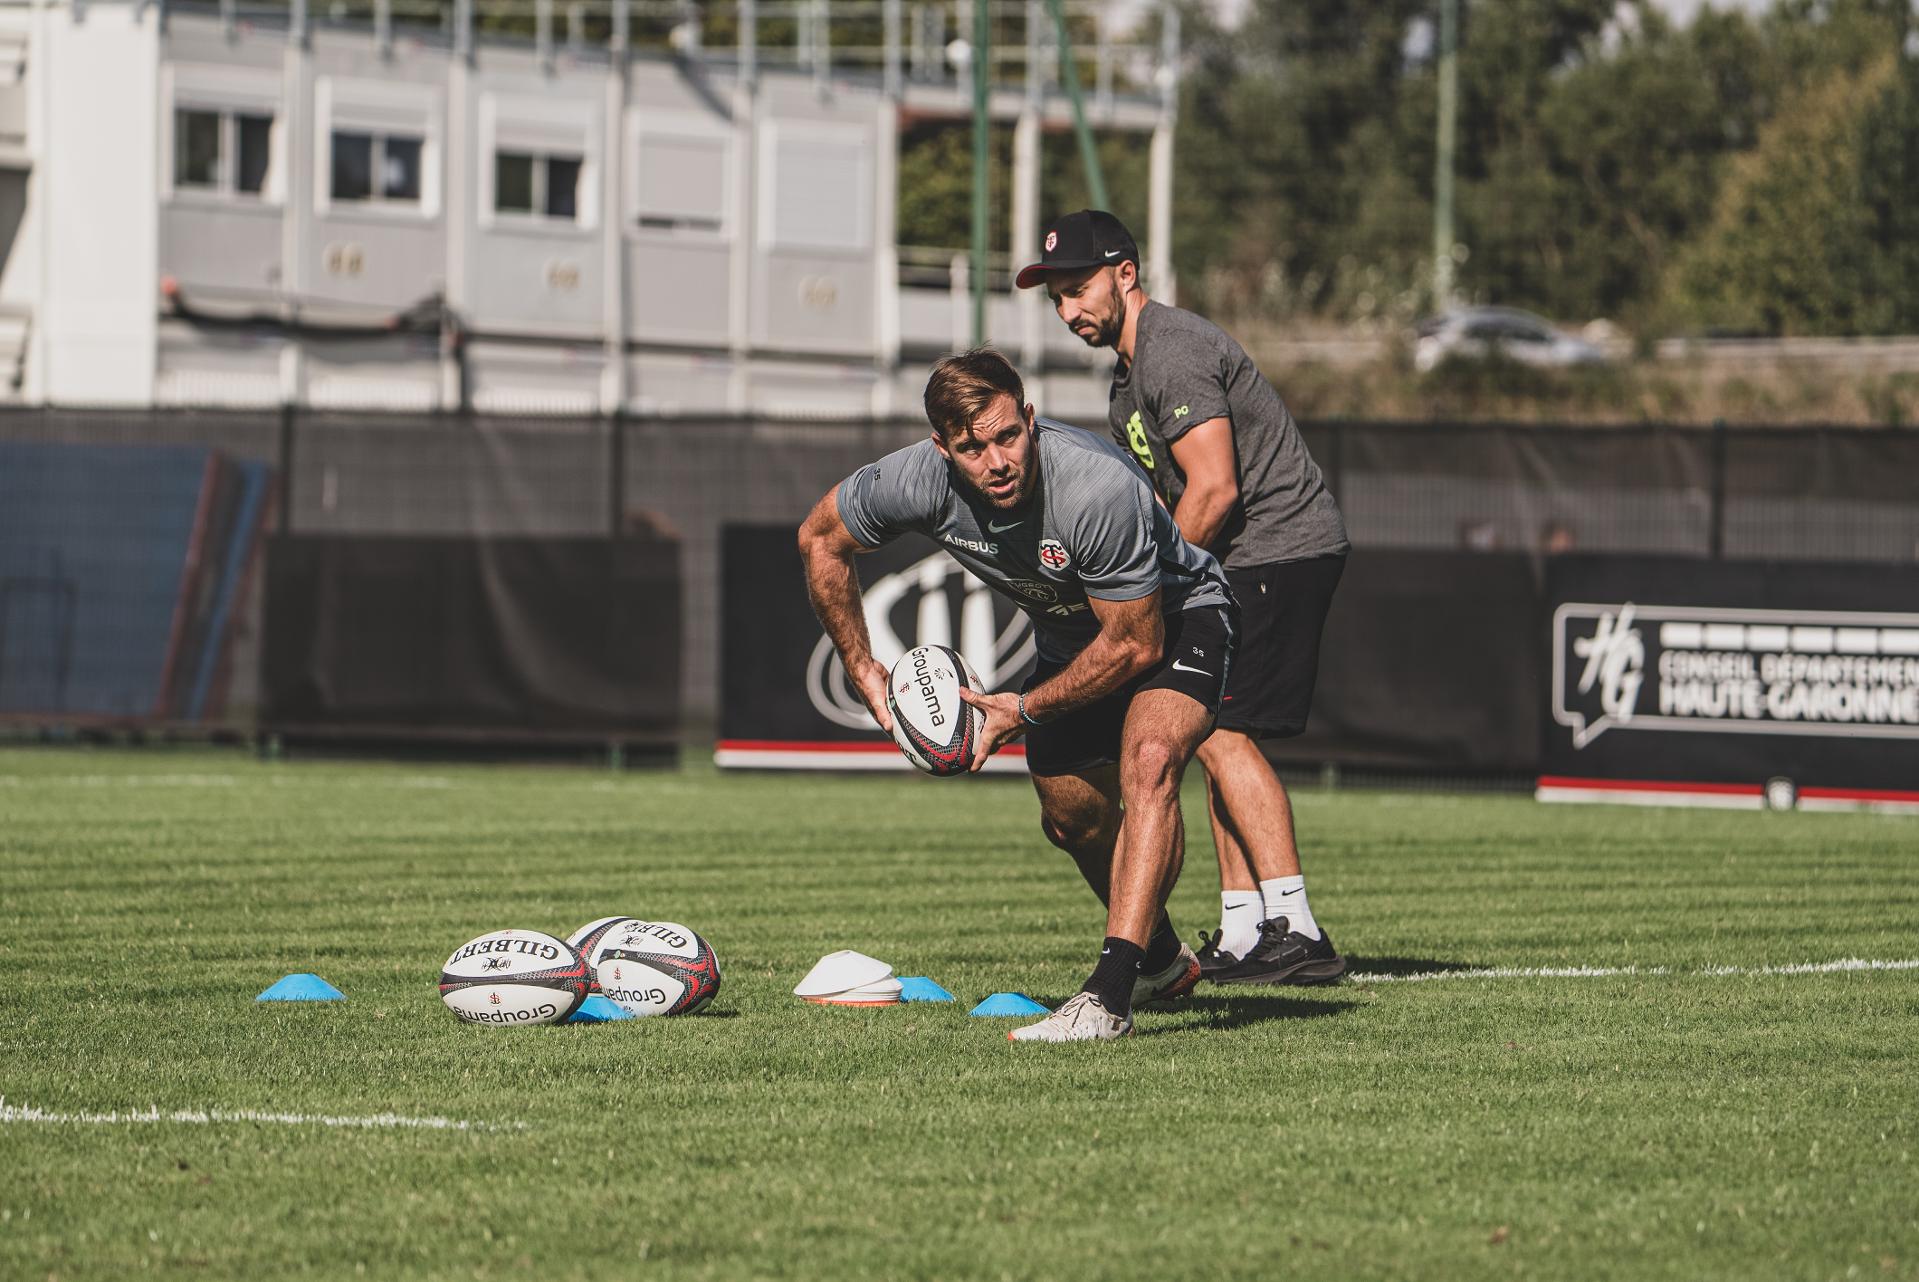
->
xmin=835 ymin=418 xmax=1233 ymax=663
xmin=1108 ymin=300 xmax=1350 ymax=569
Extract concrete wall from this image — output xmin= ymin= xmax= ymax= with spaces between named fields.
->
xmin=41 ymin=1 xmax=157 ymax=404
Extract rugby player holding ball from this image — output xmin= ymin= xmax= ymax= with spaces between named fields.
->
xmin=798 ymin=348 xmax=1236 ymax=1042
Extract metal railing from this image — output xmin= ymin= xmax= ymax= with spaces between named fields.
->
xmin=167 ymin=0 xmax=1174 ymax=104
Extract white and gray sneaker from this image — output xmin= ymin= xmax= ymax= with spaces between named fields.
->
xmin=1006 ymin=991 xmax=1133 ymax=1043
xmin=1132 ymin=943 xmax=1202 ymax=1007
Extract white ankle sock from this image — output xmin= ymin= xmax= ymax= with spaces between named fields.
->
xmin=1259 ymin=875 xmax=1321 ymax=940
xmin=1217 ymin=890 xmax=1263 ymax=959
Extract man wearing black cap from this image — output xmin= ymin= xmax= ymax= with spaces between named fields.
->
xmin=1016 ymin=209 xmax=1351 ymax=985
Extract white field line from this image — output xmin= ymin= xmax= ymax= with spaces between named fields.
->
xmin=0 ymin=1097 xmax=523 ymax=1132
xmin=0 ymin=774 xmax=458 ymax=790
xmin=1351 ymin=957 xmax=1919 ymax=984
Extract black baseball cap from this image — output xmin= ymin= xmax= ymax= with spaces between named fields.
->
xmin=1014 ymin=210 xmax=1139 ymax=290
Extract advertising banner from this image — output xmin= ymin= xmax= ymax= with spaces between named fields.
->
xmin=1542 ymin=555 xmax=1919 ymax=812
xmin=719 ymin=533 xmax=1547 ymax=776
xmin=717 ymin=525 xmax=1034 ymax=771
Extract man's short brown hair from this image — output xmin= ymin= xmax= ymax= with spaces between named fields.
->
xmin=923 ymin=347 xmax=1025 ymax=440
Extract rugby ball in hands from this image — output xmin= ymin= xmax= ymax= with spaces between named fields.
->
xmin=439 ymin=929 xmax=590 ymax=1026
xmin=595 ymin=920 xmax=722 ymax=1017
xmin=886 ymin=644 xmax=985 ymax=777
xmin=564 ymin=916 xmax=649 ymax=992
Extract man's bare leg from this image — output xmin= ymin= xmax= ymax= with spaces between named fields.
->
xmin=1030 ymin=767 xmax=1179 ymax=949
xmin=1196 ymin=728 xmax=1302 ymax=882
xmin=1106 ymin=689 xmax=1215 ymax=945
xmin=1206 ymin=775 xmax=1260 ymax=892
xmin=1009 ymin=689 xmax=1214 ymax=1042
xmin=1202 ymin=766 xmax=1267 ymax=961
xmin=1030 ymin=767 xmax=1121 ymax=904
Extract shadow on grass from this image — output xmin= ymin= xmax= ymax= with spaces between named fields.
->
xmin=1341 ymin=956 xmax=1479 ymax=977
xmin=1025 ymin=991 xmax=1361 ymax=1035
xmin=1146 ymin=993 xmax=1360 ymax=1034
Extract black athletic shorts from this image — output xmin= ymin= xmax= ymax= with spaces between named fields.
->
xmin=1022 ymin=605 xmax=1237 ymax=778
xmin=1216 ymin=554 xmax=1345 ymax=739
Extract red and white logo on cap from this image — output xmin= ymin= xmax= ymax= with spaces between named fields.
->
xmin=1044 ymin=231 xmax=1058 ymax=253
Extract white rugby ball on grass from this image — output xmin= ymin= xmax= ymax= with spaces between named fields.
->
xmin=439 ymin=929 xmax=590 ymax=1027
xmin=564 ymin=916 xmax=649 ymax=992
xmin=885 ymin=644 xmax=986 ymax=777
xmin=595 ymin=920 xmax=722 ymax=1017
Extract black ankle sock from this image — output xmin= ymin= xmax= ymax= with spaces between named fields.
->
xmin=1142 ymin=917 xmax=1182 ymax=972
xmin=1084 ymin=937 xmax=1145 ymax=1017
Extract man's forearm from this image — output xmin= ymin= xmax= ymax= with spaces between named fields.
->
xmin=1175 ymin=483 xmax=1235 ymax=553
xmin=802 ymin=544 xmax=875 ymax=672
xmin=1023 ymin=630 xmax=1157 ymax=722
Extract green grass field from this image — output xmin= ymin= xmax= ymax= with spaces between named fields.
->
xmin=3 ymin=747 xmax=1916 ymax=1281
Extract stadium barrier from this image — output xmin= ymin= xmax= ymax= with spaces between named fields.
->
xmin=6 ymin=407 xmax=1919 ymax=768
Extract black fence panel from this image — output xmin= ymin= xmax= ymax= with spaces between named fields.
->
xmin=1329 ymin=422 xmax=1715 ymax=557
xmin=261 ymin=533 xmax=681 ymax=751
xmin=1268 ymin=549 xmax=1544 ymax=773
xmin=1722 ymin=427 xmax=1919 ymax=563
xmin=289 ymin=413 xmax=611 ymax=537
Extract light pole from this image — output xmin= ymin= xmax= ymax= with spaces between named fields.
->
xmin=1432 ymin=0 xmax=1458 ymax=307
xmin=971 ymin=0 xmax=992 ymax=346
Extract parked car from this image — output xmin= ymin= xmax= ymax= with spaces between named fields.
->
xmin=1412 ymin=307 xmax=1609 ymax=373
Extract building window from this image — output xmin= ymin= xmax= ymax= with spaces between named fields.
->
xmin=174 ymin=107 xmax=275 ymax=197
xmin=494 ymin=151 xmax=583 ymax=222
xmin=331 ymin=130 xmax=425 ymax=205
xmin=236 ymin=114 xmax=272 ymax=193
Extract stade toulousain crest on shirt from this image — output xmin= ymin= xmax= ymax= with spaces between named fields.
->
xmin=718 ymin=526 xmax=1035 ymax=772
xmin=1539 ymin=555 xmax=1919 ymax=813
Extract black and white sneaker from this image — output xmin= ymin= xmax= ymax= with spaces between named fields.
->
xmin=1194 ymin=929 xmax=1243 ymax=980
xmin=1211 ymin=917 xmax=1347 ymax=986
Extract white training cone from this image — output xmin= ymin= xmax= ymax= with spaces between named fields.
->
xmin=795 ymin=950 xmax=893 ymax=999
xmin=811 ymin=977 xmax=904 ymax=1007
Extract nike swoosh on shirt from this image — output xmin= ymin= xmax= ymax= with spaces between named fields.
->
xmin=1170 ymin=660 xmax=1210 ymax=676
xmin=988 ymin=519 xmax=1023 ymax=532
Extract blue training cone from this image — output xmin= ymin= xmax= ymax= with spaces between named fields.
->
xmin=969 ymin=992 xmax=1049 ymax=1017
xmin=567 ymin=995 xmax=636 ymax=1023
xmin=898 ymin=977 xmax=956 ymax=1003
xmin=256 ymin=973 xmax=345 ymax=1002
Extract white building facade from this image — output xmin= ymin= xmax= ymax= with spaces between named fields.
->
xmin=1 ymin=0 xmax=1177 ymax=420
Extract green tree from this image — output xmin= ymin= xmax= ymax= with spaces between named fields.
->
xmin=1671 ymin=51 xmax=1919 ymax=335
xmin=1172 ymin=0 xmax=1434 ymax=318
xmin=1509 ymin=6 xmax=1773 ymax=324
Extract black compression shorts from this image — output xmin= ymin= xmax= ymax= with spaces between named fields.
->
xmin=1215 ymin=554 xmax=1344 ymax=739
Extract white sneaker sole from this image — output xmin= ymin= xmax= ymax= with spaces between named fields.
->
xmin=1132 ymin=951 xmax=1202 ymax=1006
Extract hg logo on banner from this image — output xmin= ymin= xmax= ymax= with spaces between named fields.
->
xmin=1553 ymin=602 xmax=1919 ymax=749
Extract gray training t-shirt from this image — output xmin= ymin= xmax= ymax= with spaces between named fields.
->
xmin=1108 ymin=300 xmax=1350 ymax=570
xmin=836 ymin=418 xmax=1233 ymax=664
